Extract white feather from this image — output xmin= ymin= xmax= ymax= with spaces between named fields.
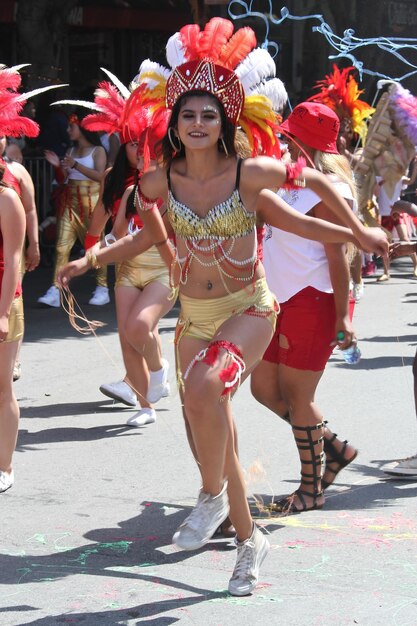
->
xmin=235 ymin=48 xmax=276 ymax=93
xmin=251 ymin=78 xmax=288 ymax=113
xmin=100 ymin=67 xmax=130 ymax=99
xmin=137 ymin=60 xmax=170 ymax=89
xmin=16 ymin=83 xmax=67 ymax=103
xmin=166 ymin=32 xmax=186 ymax=70
xmin=52 ymin=99 xmax=104 ymax=112
xmin=8 ymin=63 xmax=31 ymax=73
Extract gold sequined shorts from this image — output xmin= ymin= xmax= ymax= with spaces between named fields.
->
xmin=176 ymin=278 xmax=278 ymax=343
xmin=4 ymin=296 xmax=24 ymax=343
xmin=115 ymin=246 xmax=170 ymax=290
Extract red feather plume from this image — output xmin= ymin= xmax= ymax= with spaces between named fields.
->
xmin=197 ymin=18 xmax=234 ymax=62
xmin=179 ymin=24 xmax=201 ymax=61
xmin=218 ymin=27 xmax=257 ymax=69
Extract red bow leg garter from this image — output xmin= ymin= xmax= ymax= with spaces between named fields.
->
xmin=183 ymin=340 xmax=246 ymax=397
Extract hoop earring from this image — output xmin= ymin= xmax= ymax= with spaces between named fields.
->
xmin=220 ymin=137 xmax=229 ymax=158
xmin=168 ymin=127 xmax=182 ymax=153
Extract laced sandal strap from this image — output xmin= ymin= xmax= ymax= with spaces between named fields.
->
xmin=292 ymin=422 xmax=324 ymax=495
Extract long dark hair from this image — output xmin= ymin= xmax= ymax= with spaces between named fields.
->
xmin=72 ymin=109 xmax=102 ymax=147
xmin=102 ymin=143 xmax=132 ymax=213
xmin=160 ymin=91 xmax=237 ymax=167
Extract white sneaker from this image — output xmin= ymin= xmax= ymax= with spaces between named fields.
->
xmin=89 ymin=286 xmax=110 ymax=305
xmin=126 ymin=408 xmax=156 ymax=427
xmin=147 ymin=358 xmax=170 ymax=404
xmin=228 ymin=525 xmax=270 ymax=596
xmin=37 ymin=285 xmax=60 ymax=308
xmin=352 ymin=282 xmax=364 ymax=302
xmin=99 ymin=380 xmax=137 ymax=407
xmin=173 ymin=481 xmax=229 ymax=551
xmin=382 ymin=453 xmax=417 ymax=477
xmin=0 ymin=469 xmax=14 ymax=493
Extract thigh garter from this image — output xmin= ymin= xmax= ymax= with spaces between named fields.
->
xmin=184 ymin=339 xmax=246 ymax=397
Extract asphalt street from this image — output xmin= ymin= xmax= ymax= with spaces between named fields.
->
xmin=1 ymin=255 xmax=417 ymax=626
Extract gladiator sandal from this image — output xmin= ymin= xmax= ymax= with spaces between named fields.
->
xmin=281 ymin=414 xmax=358 ymax=491
xmin=269 ymin=422 xmax=324 ymax=515
xmin=322 ymin=429 xmax=358 ymax=490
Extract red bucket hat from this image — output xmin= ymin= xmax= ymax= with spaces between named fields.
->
xmin=279 ymin=102 xmax=340 ymax=154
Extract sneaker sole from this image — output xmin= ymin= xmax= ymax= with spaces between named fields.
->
xmin=228 ymin=538 xmax=270 ymax=596
xmin=99 ymin=386 xmax=137 ymax=407
xmin=126 ymin=417 xmax=156 ymax=427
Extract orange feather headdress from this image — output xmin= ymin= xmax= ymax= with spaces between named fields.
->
xmin=136 ymin=17 xmax=285 ymax=157
xmin=308 ymin=64 xmax=374 ymax=143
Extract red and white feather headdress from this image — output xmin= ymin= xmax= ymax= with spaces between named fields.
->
xmin=54 ymin=67 xmax=169 ymax=169
xmin=55 ymin=67 xmax=170 ymax=169
xmin=136 ymin=17 xmax=284 ymax=157
xmin=0 ymin=64 xmax=64 ymax=137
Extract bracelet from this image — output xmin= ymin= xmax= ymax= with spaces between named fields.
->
xmin=86 ymin=250 xmax=101 ymax=269
xmin=73 ymin=161 xmax=78 ymax=170
xmin=283 ymin=157 xmax=306 ymax=189
xmin=134 ymin=185 xmax=157 ymax=212
xmin=155 ymin=238 xmax=169 ymax=248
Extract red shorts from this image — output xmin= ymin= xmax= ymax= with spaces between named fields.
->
xmin=263 ymin=286 xmax=337 ymax=371
xmin=381 ymin=213 xmax=407 ymax=230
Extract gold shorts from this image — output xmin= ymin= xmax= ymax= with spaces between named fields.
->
xmin=176 ymin=278 xmax=278 ymax=343
xmin=5 ymin=296 xmax=24 ymax=343
xmin=115 ymin=246 xmax=170 ymax=290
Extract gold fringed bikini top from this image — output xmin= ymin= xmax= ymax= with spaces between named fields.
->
xmin=167 ymin=159 xmax=256 ymax=240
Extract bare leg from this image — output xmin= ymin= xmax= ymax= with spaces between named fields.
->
xmin=0 ymin=341 xmax=20 ymax=472
xmin=178 ymin=313 xmax=273 ymax=540
xmin=115 ymin=286 xmax=152 ymax=408
xmin=124 ymin=282 xmax=173 ymax=373
xmin=251 ymin=359 xmax=357 ymax=495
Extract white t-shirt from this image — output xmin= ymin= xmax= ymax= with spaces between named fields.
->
xmin=263 ymin=180 xmax=354 ymax=304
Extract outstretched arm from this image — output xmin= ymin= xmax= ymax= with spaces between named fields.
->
xmin=243 ymin=157 xmax=389 ymax=255
xmin=256 ymin=189 xmax=358 ymax=244
xmin=57 ymin=228 xmax=155 ymax=288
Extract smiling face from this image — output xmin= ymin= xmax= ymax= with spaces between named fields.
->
xmin=176 ymin=95 xmax=222 ymax=151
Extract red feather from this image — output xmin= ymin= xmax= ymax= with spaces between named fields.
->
xmin=197 ymin=18 xmax=234 ymax=62
xmin=82 ymin=113 xmax=119 ymax=135
xmin=0 ymin=117 xmax=39 ymax=138
xmin=0 ymin=68 xmax=22 ymax=93
xmin=179 ymin=24 xmax=201 ymax=61
xmin=218 ymin=27 xmax=257 ymax=69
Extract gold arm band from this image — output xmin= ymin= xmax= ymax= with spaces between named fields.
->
xmin=86 ymin=250 xmax=101 ymax=270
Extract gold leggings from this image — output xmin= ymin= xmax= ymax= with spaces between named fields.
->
xmin=53 ymin=180 xmax=107 ymax=286
xmin=4 ymin=296 xmax=24 ymax=343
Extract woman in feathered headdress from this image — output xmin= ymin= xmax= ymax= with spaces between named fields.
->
xmin=42 ymin=72 xmax=174 ymax=425
xmin=38 ymin=109 xmax=107 ymax=308
xmin=57 ymin=18 xmax=388 ymax=595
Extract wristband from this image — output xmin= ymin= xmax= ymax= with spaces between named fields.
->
xmin=283 ymin=157 xmax=306 ymax=189
xmin=73 ymin=161 xmax=78 ymax=170
xmin=84 ymin=234 xmax=100 ymax=250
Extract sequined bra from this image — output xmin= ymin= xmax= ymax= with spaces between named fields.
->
xmin=166 ymin=159 xmax=256 ymax=240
